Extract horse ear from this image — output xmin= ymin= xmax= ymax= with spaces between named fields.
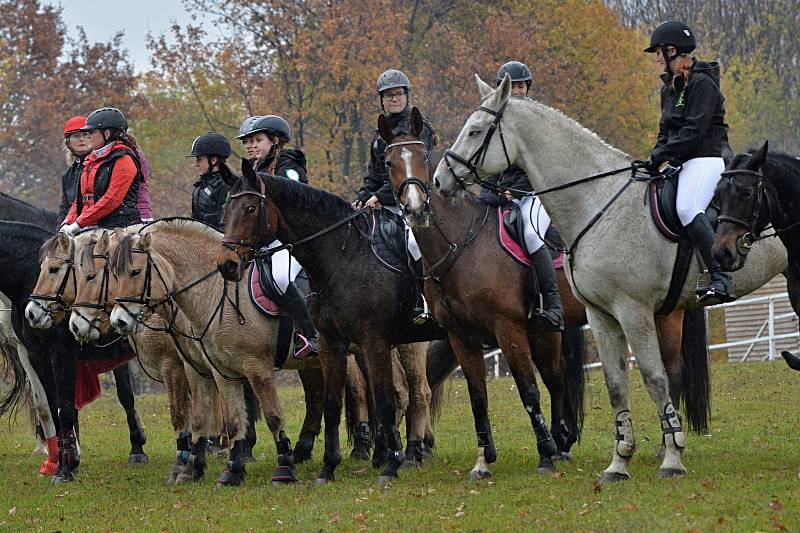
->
xmin=378 ymin=114 xmax=393 ymax=142
xmin=475 ymin=74 xmax=493 ymax=98
xmin=409 ymin=107 xmax=423 ymax=138
xmin=140 ymin=232 xmax=152 ymax=251
xmin=750 ymin=140 xmax=769 ymax=169
xmin=96 ymin=231 xmax=110 ymax=254
xmin=490 ymin=73 xmax=512 ymax=107
xmin=241 ymin=158 xmax=259 ymax=189
xmin=57 ymin=231 xmax=70 ymax=250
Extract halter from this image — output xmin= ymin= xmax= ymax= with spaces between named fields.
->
xmin=443 ymin=102 xmax=512 ymax=186
xmin=29 ymin=237 xmax=77 ymax=317
xmin=385 ymin=139 xmax=431 ymax=215
xmin=221 ymin=176 xmax=270 ymax=263
xmin=71 ymin=249 xmax=113 ymax=334
xmin=716 ymin=168 xmax=770 ymax=256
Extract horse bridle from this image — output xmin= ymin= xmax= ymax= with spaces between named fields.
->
xmin=716 ymin=168 xmax=770 ymax=255
xmin=385 ymin=139 xmax=432 ymax=214
xmin=29 ymin=237 xmax=77 ymax=317
xmin=221 ymin=176 xmax=270 ymax=263
xmin=443 ymin=102 xmax=512 ymax=186
xmin=71 ymin=249 xmax=113 ymax=333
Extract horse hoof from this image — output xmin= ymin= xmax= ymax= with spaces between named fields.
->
xmin=657 ymin=467 xmax=686 ymax=479
xmin=600 ymin=471 xmax=630 ymax=484
xmin=536 ymin=463 xmax=557 ymax=475
xmin=271 ymin=465 xmax=297 ymax=484
xmin=39 ymin=459 xmax=58 ymax=476
xmin=128 ymin=453 xmax=149 ymax=464
xmin=294 ymin=446 xmax=313 ymax=464
xmin=313 ymin=477 xmax=331 ymax=488
xmin=553 ymin=452 xmax=573 ymax=462
xmin=350 ymin=446 xmax=371 ymax=461
xmin=469 ymin=469 xmax=491 ymax=481
xmin=400 ymin=458 xmax=421 ymax=470
xmin=378 ymin=474 xmax=396 ymax=485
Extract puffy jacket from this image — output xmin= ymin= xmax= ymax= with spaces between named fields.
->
xmin=64 ymin=141 xmax=142 ymax=229
xmin=255 ymin=148 xmax=308 ymax=183
xmin=479 ymin=165 xmax=533 ymax=207
xmin=650 ymin=59 xmax=729 ymax=167
xmin=136 ymin=149 xmax=154 ymax=220
xmin=356 ymin=107 xmax=437 ymax=206
xmin=192 ymin=170 xmax=231 ymax=231
xmin=59 ymin=158 xmax=84 ymax=221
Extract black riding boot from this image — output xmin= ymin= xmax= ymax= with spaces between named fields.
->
xmin=529 ymin=247 xmax=564 ymax=331
xmin=411 ymin=258 xmax=432 ymax=325
xmin=685 ymin=213 xmax=737 ymax=304
xmin=281 ymin=281 xmax=319 ymax=357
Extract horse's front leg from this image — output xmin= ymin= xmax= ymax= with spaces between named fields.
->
xmin=586 ymin=307 xmax=636 ymax=483
xmin=395 ymin=342 xmax=432 ymax=468
xmin=529 ymin=332 xmax=571 ymax=459
xmin=213 ymin=377 xmax=248 ymax=487
xmin=314 ymin=334 xmax=348 ymax=485
xmin=52 ymin=349 xmax=79 ymax=484
xmin=112 ymin=363 xmax=148 ymax=464
xmin=174 ymin=362 xmax=216 ymax=485
xmin=295 ymin=367 xmax=324 ymax=463
xmin=620 ymin=308 xmax=687 ymax=479
xmin=447 ymin=333 xmax=495 ymax=481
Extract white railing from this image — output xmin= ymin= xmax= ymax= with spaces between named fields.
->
xmin=478 ymin=292 xmax=797 ymax=378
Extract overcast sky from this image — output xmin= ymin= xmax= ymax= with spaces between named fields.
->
xmin=43 ymin=0 xmax=195 ymax=72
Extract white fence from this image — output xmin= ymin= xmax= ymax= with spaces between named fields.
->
xmin=479 ymin=292 xmax=798 ymax=378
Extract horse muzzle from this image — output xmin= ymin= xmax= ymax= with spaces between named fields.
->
xmin=110 ymin=306 xmax=139 ymax=335
xmin=25 ymin=300 xmax=54 ymax=329
xmin=712 ymin=231 xmax=747 ymax=272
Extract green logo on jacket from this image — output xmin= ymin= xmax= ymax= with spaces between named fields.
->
xmin=675 ymin=90 xmax=685 ymax=108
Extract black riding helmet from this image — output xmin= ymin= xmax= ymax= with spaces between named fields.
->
xmin=248 ymin=115 xmax=291 ymax=143
xmin=81 ymin=107 xmax=128 ymax=132
xmin=236 ymin=115 xmax=262 ymax=140
xmin=496 ymin=61 xmax=532 ymax=90
xmin=644 ymin=21 xmax=696 ymax=54
xmin=189 ymin=132 xmax=232 ymax=159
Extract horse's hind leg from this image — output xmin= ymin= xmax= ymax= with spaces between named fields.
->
xmin=447 ymin=334 xmax=496 ymax=481
xmin=655 ymin=311 xmax=684 ymax=459
xmin=51 ymin=349 xmax=79 ymax=484
xmin=295 ymin=367 xmax=324 ymax=463
xmin=213 ymin=377 xmax=249 ymax=486
xmin=496 ymin=322 xmax=558 ymax=474
xmin=112 ymin=363 xmax=148 ymax=463
xmin=529 ymin=333 xmax=570 ymax=459
xmin=315 ymin=334 xmax=348 ymax=485
xmin=175 ymin=366 xmax=217 ymax=484
xmin=395 ymin=342 xmax=432 ymax=468
xmin=344 ymin=356 xmax=372 ymax=461
xmin=157 ymin=345 xmax=191 ymax=484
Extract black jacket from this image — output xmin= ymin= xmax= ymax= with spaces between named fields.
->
xmin=356 ymin=107 xmax=437 ymax=206
xmin=255 ymin=148 xmax=308 ymax=183
xmin=479 ymin=165 xmax=533 ymax=207
xmin=59 ymin=158 xmax=84 ymax=221
xmin=650 ymin=59 xmax=729 ymax=167
xmin=192 ymin=170 xmax=231 ymax=231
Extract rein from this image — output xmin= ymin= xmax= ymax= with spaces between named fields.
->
xmin=443 ymin=102 xmax=511 ymax=185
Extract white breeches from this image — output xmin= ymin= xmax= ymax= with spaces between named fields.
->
xmin=386 ymin=206 xmax=422 ymax=261
xmin=676 ymin=157 xmax=725 ymax=226
xmin=268 ymin=239 xmax=302 ymax=294
xmin=515 ymin=195 xmax=551 ymax=254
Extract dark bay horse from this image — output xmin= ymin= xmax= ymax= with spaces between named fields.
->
xmin=382 ymin=108 xmax=710 ymax=476
xmin=0 ymin=221 xmax=147 ymax=483
xmin=217 ymin=164 xmax=444 ymax=484
xmin=712 ymin=141 xmax=800 ymax=370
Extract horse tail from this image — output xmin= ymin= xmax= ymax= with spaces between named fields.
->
xmin=679 ymin=308 xmax=711 ymax=434
xmin=426 ymin=339 xmax=457 ymax=422
xmin=0 ymin=335 xmax=28 ymax=420
xmin=562 ymin=325 xmax=586 ymax=438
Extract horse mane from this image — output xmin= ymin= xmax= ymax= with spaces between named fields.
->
xmin=492 ymin=95 xmax=631 ymax=160
xmin=232 ymin=173 xmax=354 ymax=219
xmin=0 ymin=191 xmax=47 ymax=212
xmin=732 ymin=148 xmax=800 ymax=176
xmin=112 ymin=234 xmax=134 ymax=276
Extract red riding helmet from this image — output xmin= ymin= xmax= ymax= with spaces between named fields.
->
xmin=63 ymin=116 xmax=88 ymax=137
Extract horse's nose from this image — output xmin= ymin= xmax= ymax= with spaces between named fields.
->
xmin=433 ymin=177 xmax=441 ymax=190
xmin=70 ymin=320 xmax=80 ymax=335
xmin=713 ymin=244 xmax=735 ymax=270
xmin=219 ymin=259 xmax=239 ymax=278
xmin=113 ymin=317 xmax=128 ymax=331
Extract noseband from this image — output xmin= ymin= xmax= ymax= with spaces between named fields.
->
xmin=221 ymin=176 xmax=270 ymax=263
xmin=443 ymin=102 xmax=511 ymax=186
xmin=385 ymin=139 xmax=431 ymax=212
xmin=29 ymin=237 xmax=77 ymax=317
xmin=717 ymin=168 xmax=768 ymax=255
xmin=71 ymin=250 xmax=112 ymax=331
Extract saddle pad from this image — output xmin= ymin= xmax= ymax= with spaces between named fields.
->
xmin=74 ymin=349 xmax=133 ymax=410
xmin=649 ymin=176 xmax=682 ymax=242
xmin=498 ymin=207 xmax=531 ymax=267
xmin=249 ymin=262 xmax=280 ymax=316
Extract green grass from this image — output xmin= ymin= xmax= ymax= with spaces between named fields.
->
xmin=1 ymin=363 xmax=799 ymax=532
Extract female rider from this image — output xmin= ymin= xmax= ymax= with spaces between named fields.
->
xmin=59 ymin=116 xmax=91 ymax=221
xmin=644 ymin=21 xmax=735 ymax=303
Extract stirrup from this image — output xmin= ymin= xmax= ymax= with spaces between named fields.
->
xmin=293 ymin=334 xmax=317 ymax=360
xmin=696 ymin=286 xmax=736 ymax=305
xmin=412 ymin=295 xmax=433 ymax=325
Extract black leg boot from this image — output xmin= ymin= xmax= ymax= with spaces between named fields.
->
xmin=281 ymin=281 xmax=318 ymax=357
xmin=411 ymin=259 xmax=432 ymax=325
xmin=685 ymin=214 xmax=737 ymax=304
xmin=529 ymin=247 xmax=564 ymax=331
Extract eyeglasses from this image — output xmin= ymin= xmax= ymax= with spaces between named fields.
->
xmin=382 ymin=91 xmax=406 ymax=101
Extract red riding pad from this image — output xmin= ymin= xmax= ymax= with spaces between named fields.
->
xmin=249 ymin=263 xmax=281 ymax=316
xmin=74 ymin=340 xmax=135 ymax=410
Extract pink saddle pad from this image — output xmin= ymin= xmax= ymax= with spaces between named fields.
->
xmin=249 ymin=264 xmax=280 ymax=316
xmin=498 ymin=207 xmax=566 ymax=269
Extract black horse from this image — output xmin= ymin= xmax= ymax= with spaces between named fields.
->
xmin=712 ymin=141 xmax=800 ymax=370
xmin=0 ymin=216 xmax=148 ymax=482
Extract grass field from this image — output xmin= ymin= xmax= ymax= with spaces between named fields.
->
xmin=0 ymin=362 xmax=798 ymax=532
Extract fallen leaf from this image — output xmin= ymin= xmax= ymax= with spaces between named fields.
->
xmin=354 ymin=513 xmax=368 ymax=525
xmin=625 ymin=503 xmax=637 ymax=512
xmin=579 ymin=509 xmax=591 ymax=516
xmin=329 ymin=514 xmax=340 ymax=525
xmin=8 ymin=508 xmax=16 ymax=517
xmin=769 ymin=497 xmax=784 ymax=511
xmin=592 ymin=480 xmax=602 ymax=494
xmin=172 ymin=501 xmax=185 ymax=510
xmin=552 ymin=472 xmax=564 ymax=480
xmin=700 ymin=479 xmax=713 ymax=490
xmin=771 ymin=516 xmax=787 ymax=531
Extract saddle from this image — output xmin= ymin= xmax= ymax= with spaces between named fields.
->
xmin=367 ymin=209 xmax=411 ymax=274
xmin=248 ymin=259 xmax=304 ymax=369
xmin=647 ymin=175 xmax=719 ymax=315
xmin=498 ymin=205 xmax=566 ymax=268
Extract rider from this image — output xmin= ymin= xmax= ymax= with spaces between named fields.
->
xmin=236 ymin=115 xmax=261 ymax=163
xmin=243 ymin=114 xmax=318 ymax=357
xmin=478 ymin=61 xmax=564 ymax=331
xmin=61 ymin=107 xmax=144 ymax=233
xmin=189 ymin=131 xmax=235 ymax=231
xmin=59 ymin=116 xmax=91 ymax=222
xmin=643 ymin=21 xmax=736 ymax=304
xmin=351 ymin=68 xmax=437 ymax=325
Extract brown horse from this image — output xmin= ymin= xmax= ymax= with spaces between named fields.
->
xmin=389 ymin=109 xmax=711 ymax=474
xmin=217 ymin=164 xmax=441 ymax=484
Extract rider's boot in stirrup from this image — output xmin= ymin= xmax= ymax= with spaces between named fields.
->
xmin=282 ymin=281 xmax=319 ymax=358
xmin=411 ymin=259 xmax=433 ymax=325
xmin=685 ymin=213 xmax=737 ymax=305
xmin=529 ymin=247 xmax=564 ymax=332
